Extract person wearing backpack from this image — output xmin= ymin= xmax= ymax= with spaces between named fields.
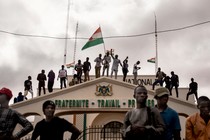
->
xmin=122 ymin=85 xmax=165 ymax=140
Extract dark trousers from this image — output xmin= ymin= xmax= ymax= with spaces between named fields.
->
xmin=60 ymin=77 xmax=66 ymax=89
xmin=170 ymin=84 xmax=179 ymax=97
xmin=186 ymin=91 xmax=198 ymax=101
xmin=48 ymin=81 xmax=54 ymax=93
xmin=77 ymin=71 xmax=82 ymax=83
xmin=122 ymin=68 xmax=128 ymax=82
xmin=38 ymin=86 xmax=46 ymax=96
xmin=152 ymin=79 xmax=163 ymax=90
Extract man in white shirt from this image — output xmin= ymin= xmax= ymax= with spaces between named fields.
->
xmin=110 ymin=51 xmax=122 ymax=79
xmin=94 ymin=54 xmax=103 ymax=78
xmin=58 ymin=65 xmax=67 ymax=89
xmin=133 ymin=61 xmax=141 ymax=85
xmin=102 ymin=51 xmax=111 ymax=77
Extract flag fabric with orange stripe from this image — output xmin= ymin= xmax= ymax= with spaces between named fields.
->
xmin=82 ymin=27 xmax=104 ymax=50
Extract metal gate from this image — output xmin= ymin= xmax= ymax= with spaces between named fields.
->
xmin=77 ymin=122 xmax=123 ymax=140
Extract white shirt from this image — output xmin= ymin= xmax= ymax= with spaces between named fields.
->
xmin=112 ymin=58 xmax=121 ymax=71
xmin=94 ymin=57 xmax=103 ymax=67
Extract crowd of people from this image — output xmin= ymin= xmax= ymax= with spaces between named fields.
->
xmin=73 ymin=50 xmax=141 ymax=83
xmin=13 ymin=49 xmax=198 ymax=102
xmin=1 ymin=86 xmax=209 ymax=140
xmin=152 ymin=67 xmax=198 ymax=101
xmin=14 ymin=65 xmax=68 ymax=102
xmin=0 ymin=48 xmax=205 ymax=139
xmin=122 ymin=85 xmax=210 ymax=140
xmin=0 ymin=87 xmax=81 ymax=140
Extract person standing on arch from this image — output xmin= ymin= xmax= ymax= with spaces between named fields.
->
xmin=170 ymin=71 xmax=179 ymax=98
xmin=102 ymin=51 xmax=111 ymax=77
xmin=133 ymin=61 xmax=141 ymax=85
xmin=24 ymin=76 xmax=33 ymax=99
xmin=152 ymin=67 xmax=166 ymax=90
xmin=83 ymin=57 xmax=91 ymax=82
xmin=110 ymin=50 xmax=122 ymax=79
xmin=186 ymin=78 xmax=198 ymax=101
xmin=47 ymin=70 xmax=55 ymax=93
xmin=75 ymin=60 xmax=83 ymax=83
xmin=58 ymin=65 xmax=67 ymax=89
xmin=122 ymin=56 xmax=129 ymax=82
xmin=164 ymin=75 xmax=171 ymax=92
xmin=94 ymin=54 xmax=103 ymax=78
xmin=37 ymin=69 xmax=47 ymax=96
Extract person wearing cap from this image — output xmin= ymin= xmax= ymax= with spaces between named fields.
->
xmin=0 ymin=87 xmax=33 ymax=140
xmin=185 ymin=96 xmax=210 ymax=140
xmin=122 ymin=85 xmax=165 ymax=140
xmin=31 ymin=100 xmax=81 ymax=140
xmin=154 ymin=87 xmax=181 ymax=140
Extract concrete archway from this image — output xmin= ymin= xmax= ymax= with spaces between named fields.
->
xmin=91 ymin=113 xmax=125 ymax=126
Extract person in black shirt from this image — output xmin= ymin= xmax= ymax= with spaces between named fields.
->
xmin=47 ymin=70 xmax=55 ymax=93
xmin=24 ymin=76 xmax=33 ymax=99
xmin=37 ymin=70 xmax=47 ymax=96
xmin=164 ymin=76 xmax=171 ymax=92
xmin=186 ymin=78 xmax=198 ymax=101
xmin=122 ymin=56 xmax=129 ymax=82
xmin=31 ymin=100 xmax=81 ymax=140
xmin=169 ymin=71 xmax=179 ymax=98
xmin=83 ymin=57 xmax=91 ymax=82
xmin=75 ymin=60 xmax=83 ymax=83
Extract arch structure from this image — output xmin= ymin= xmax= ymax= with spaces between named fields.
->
xmin=10 ymin=76 xmax=197 ymax=140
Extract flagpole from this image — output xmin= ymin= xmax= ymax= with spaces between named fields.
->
xmin=99 ymin=25 xmax=106 ymax=54
xmin=154 ymin=12 xmax=158 ymax=73
xmin=72 ymin=22 xmax=79 ymax=75
xmin=64 ymin=0 xmax=71 ymax=65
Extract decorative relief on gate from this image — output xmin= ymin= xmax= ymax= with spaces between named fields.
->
xmin=95 ymin=84 xmax=113 ymax=96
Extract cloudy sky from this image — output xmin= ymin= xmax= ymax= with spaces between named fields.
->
xmin=0 ymin=0 xmax=210 ymax=102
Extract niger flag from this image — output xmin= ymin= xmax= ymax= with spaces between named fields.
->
xmin=82 ymin=27 xmax=104 ymax=50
